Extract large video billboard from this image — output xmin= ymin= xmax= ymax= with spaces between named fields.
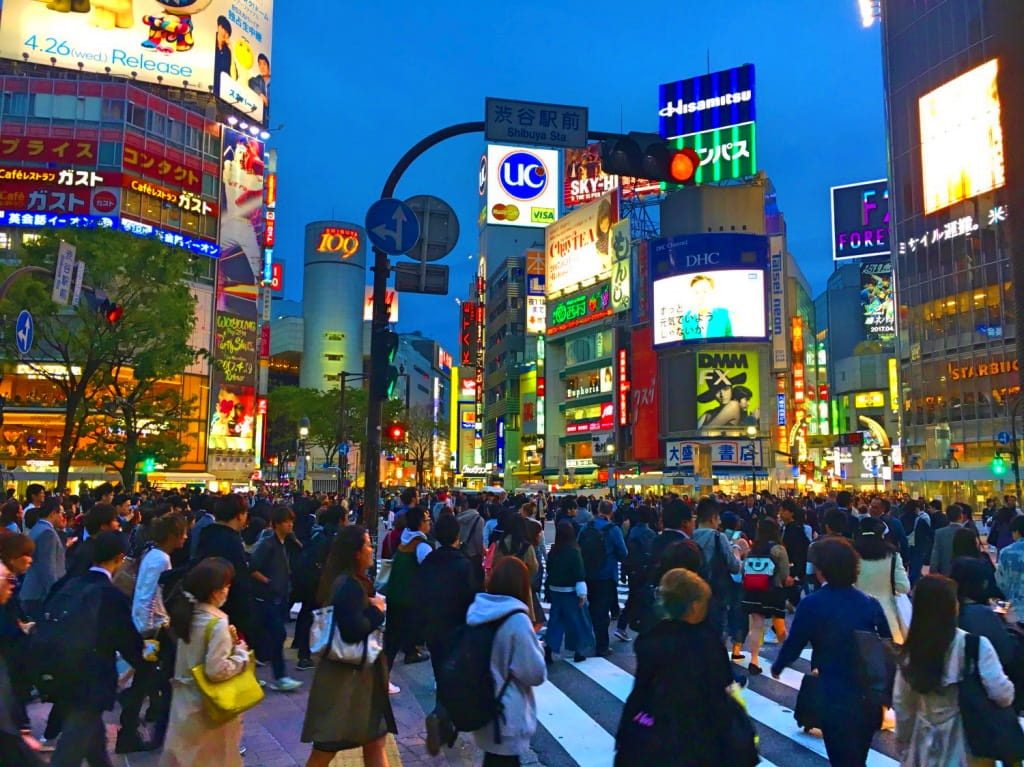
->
xmin=545 ymin=190 xmax=618 ymax=296
xmin=831 ymin=179 xmax=890 ymax=261
xmin=649 ymin=233 xmax=769 ymax=347
xmin=0 ymin=0 xmax=274 ymax=123
xmin=695 ymin=350 xmax=760 ymax=432
xmin=861 ymin=260 xmax=895 ymax=343
xmin=482 ymin=144 xmax=559 ymax=228
xmin=919 ymin=58 xmax=1005 ymax=215
xmin=208 ymin=126 xmax=263 ymax=454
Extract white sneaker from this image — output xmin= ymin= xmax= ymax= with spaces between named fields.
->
xmin=388 ymin=681 xmax=401 ymax=694
xmin=268 ymin=676 xmax=302 ymax=692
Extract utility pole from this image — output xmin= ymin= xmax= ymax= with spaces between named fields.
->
xmin=338 ymin=371 xmax=347 ymax=499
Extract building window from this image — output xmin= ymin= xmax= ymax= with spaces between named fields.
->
xmin=101 ymin=99 xmax=124 ymax=122
xmin=127 ymin=103 xmax=146 ymax=129
xmin=0 ymin=232 xmax=11 ymax=250
xmin=98 ymin=141 xmax=122 ymax=167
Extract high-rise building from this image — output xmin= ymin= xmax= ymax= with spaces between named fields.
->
xmin=0 ymin=0 xmax=276 ymax=490
xmin=880 ymin=1 xmax=1023 ymax=489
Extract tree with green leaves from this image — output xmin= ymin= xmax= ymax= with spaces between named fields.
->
xmin=0 ymin=229 xmax=202 ymax=491
xmin=402 ymin=405 xmax=438 ymax=490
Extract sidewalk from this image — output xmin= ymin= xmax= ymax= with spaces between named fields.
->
xmin=28 ymin=649 xmax=540 ymax=766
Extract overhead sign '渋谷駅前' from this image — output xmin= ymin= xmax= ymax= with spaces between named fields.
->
xmin=485 ymin=98 xmax=588 ymax=149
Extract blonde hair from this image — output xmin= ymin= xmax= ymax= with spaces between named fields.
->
xmin=659 ymin=567 xmax=710 ymax=619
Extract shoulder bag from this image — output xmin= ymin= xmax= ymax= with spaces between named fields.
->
xmin=191 ymin=619 xmax=264 ymax=724
xmin=309 ymin=579 xmax=384 ymax=668
xmin=890 ymin=554 xmax=913 ymax=637
xmin=959 ymin=633 xmax=1024 ymax=760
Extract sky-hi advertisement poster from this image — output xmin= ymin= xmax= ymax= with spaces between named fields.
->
xmin=0 ymin=0 xmax=273 ymax=123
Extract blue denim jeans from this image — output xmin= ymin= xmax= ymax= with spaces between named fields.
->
xmin=546 ymin=591 xmax=592 ymax=655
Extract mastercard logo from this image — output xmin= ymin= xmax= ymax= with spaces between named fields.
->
xmin=491 ymin=203 xmax=520 ymax=222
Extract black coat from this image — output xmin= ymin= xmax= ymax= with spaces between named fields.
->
xmin=64 ymin=571 xmax=144 ymax=710
xmin=782 ymin=523 xmax=810 ymax=582
xmin=616 ymin=619 xmax=735 ymax=766
xmin=194 ymin=522 xmax=254 ymax=640
xmin=418 ymin=546 xmax=477 ymax=645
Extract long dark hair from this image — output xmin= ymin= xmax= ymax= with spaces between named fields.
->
xmin=167 ymin=557 xmax=235 ymax=643
xmin=753 ymin=517 xmax=780 ymax=554
xmin=900 ymin=574 xmax=958 ymax=693
xmin=854 ymin=517 xmax=895 ymax=561
xmin=550 ymin=521 xmax=578 ymax=554
xmin=318 ymin=524 xmax=369 ymax=605
xmin=951 ymin=527 xmax=982 ymax=559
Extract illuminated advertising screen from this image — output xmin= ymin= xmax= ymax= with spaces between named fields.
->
xmin=695 ymin=350 xmax=760 ymax=432
xmin=482 ymin=144 xmax=559 ymax=228
xmin=919 ymin=59 xmax=1005 ymax=215
xmin=0 ymin=0 xmax=274 ymax=123
xmin=861 ymin=260 xmax=895 ymax=342
xmin=831 ymin=179 xmax=890 ymax=261
xmin=562 ymin=143 xmax=660 ymax=209
xmin=545 ymin=191 xmax=618 ymax=296
xmin=363 ymin=287 xmax=398 ymax=322
xmin=649 ymin=233 xmax=769 ymax=347
xmin=659 ymin=64 xmax=756 ymax=140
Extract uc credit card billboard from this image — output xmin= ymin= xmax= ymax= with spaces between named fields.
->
xmin=482 ymin=144 xmax=559 ymax=228
xmin=0 ymin=0 xmax=274 ymax=123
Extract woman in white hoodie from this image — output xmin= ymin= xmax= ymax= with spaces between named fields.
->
xmin=466 ymin=556 xmax=547 ymax=766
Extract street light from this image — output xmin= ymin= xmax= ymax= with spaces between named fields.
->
xmin=746 ymin=425 xmax=758 ymax=495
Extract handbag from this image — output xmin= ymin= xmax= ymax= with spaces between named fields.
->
xmin=190 ymin=619 xmax=264 ymax=724
xmin=889 ymin=554 xmax=913 ymax=638
xmin=794 ymin=672 xmax=823 ymax=731
xmin=308 ymin=586 xmax=384 ymax=667
xmin=374 ymin=558 xmax=392 ymax=595
xmin=959 ymin=633 xmax=1024 ymax=760
xmin=854 ymin=629 xmax=898 ymax=707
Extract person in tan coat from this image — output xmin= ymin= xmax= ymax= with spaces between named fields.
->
xmin=159 ymin=557 xmax=251 ymax=767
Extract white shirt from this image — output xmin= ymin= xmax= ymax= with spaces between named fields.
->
xmin=131 ymin=548 xmax=171 ymax=633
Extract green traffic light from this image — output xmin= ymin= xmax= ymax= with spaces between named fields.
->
xmin=992 ymin=454 xmax=1008 ymax=476
xmin=141 ymin=457 xmax=156 ymax=474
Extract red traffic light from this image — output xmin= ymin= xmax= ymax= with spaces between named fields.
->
xmin=388 ymin=424 xmax=405 ymax=441
xmin=105 ymin=303 xmax=123 ymax=324
xmin=668 ymin=148 xmax=700 ymax=184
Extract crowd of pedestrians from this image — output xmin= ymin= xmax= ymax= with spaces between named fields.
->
xmin=0 ymin=481 xmax=1022 ymax=766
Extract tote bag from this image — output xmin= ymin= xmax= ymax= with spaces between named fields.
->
xmin=889 ymin=555 xmax=913 ymax=637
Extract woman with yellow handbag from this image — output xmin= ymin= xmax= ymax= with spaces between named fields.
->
xmin=159 ymin=557 xmax=257 ymax=767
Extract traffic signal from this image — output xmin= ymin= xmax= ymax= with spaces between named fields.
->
xmin=600 ymin=132 xmax=701 ymax=185
xmin=140 ymin=456 xmax=156 ymax=474
xmin=992 ymin=452 xmax=1008 ymax=477
xmin=372 ymin=329 xmax=400 ymax=399
xmin=387 ymin=423 xmax=406 ymax=441
xmin=99 ymin=299 xmax=123 ymax=325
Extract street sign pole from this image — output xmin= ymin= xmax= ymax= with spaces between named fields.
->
xmin=362 ymin=119 xmax=621 ymax=535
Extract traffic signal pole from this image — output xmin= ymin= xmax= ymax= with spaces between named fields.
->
xmin=362 ymin=122 xmax=623 ymax=534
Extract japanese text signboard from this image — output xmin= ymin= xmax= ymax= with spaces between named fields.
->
xmin=669 ymin=122 xmax=756 ymax=184
xmin=0 ymin=136 xmax=96 ymax=165
xmin=665 ymin=439 xmax=764 ymax=468
xmin=485 ymin=97 xmax=588 ymax=149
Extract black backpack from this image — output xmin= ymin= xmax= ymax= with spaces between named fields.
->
xmin=31 ymin=577 xmax=105 ymax=701
xmin=699 ymin=533 xmax=732 ymax=596
xmin=437 ymin=611 xmax=525 ymax=739
xmin=624 ymin=529 xmax=654 ymax=580
xmin=579 ymin=523 xmax=610 ymax=579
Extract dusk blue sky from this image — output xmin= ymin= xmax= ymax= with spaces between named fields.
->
xmin=271 ymin=2 xmax=886 ymax=354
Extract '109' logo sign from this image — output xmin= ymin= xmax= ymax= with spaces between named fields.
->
xmin=316 ymin=227 xmax=361 ymax=258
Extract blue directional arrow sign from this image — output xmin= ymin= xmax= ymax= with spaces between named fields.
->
xmin=14 ymin=310 xmax=33 ymax=356
xmin=997 ymin=431 xmax=1012 ymax=446
xmin=365 ymin=198 xmax=420 ymax=255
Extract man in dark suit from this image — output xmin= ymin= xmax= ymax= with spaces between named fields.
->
xmin=930 ymin=503 xmax=966 ymax=576
xmin=50 ymin=532 xmax=146 ymax=767
xmin=194 ymin=493 xmax=254 ymax=641
xmin=21 ymin=497 xmax=66 ymax=618
xmin=649 ymin=499 xmax=698 ymax=585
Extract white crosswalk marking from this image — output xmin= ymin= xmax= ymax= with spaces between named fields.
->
xmin=533 ymin=678 xmax=617 ymax=767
